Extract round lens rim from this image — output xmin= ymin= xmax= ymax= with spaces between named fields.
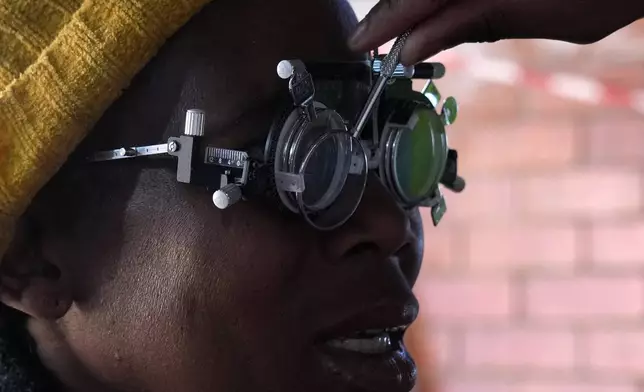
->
xmin=379 ymin=104 xmax=449 ymax=207
xmin=288 ymin=108 xmax=348 ymax=211
xmin=296 ymin=130 xmax=368 ymax=230
xmin=273 ymin=107 xmax=310 ymax=213
xmin=301 ymin=132 xmax=348 ymax=211
xmin=391 ymin=107 xmax=448 ymax=206
xmin=381 ymin=126 xmax=399 ymax=200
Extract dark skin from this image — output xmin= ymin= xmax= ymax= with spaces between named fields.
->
xmin=349 ymin=0 xmax=644 ymax=65
xmin=0 ymin=0 xmax=424 ymax=391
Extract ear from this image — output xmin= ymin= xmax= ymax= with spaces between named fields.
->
xmin=0 ymin=217 xmax=72 ymax=320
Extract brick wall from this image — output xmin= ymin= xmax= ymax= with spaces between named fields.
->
xmin=412 ymin=25 xmax=644 ymax=392
xmin=347 ymin=2 xmax=644 ymax=391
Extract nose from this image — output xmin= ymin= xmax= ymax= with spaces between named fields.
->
xmin=324 ymin=174 xmax=410 ymax=260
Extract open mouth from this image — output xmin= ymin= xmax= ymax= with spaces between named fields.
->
xmin=315 ymin=306 xmax=418 ymax=392
xmin=324 ymin=326 xmax=407 ymax=354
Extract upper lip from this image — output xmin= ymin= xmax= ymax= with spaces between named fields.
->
xmin=315 ymin=298 xmax=419 ymax=341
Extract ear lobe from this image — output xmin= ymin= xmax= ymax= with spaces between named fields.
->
xmin=0 ymin=217 xmax=72 ymax=320
xmin=0 ymin=270 xmax=72 ymax=320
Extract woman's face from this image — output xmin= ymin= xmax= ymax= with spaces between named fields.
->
xmin=19 ymin=0 xmax=425 ymax=391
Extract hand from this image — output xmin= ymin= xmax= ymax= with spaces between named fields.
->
xmin=348 ymin=0 xmax=644 ymax=65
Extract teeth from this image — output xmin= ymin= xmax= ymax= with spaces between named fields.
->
xmin=363 ymin=325 xmax=407 ymax=335
xmin=323 ymin=325 xmax=409 ymax=354
xmin=326 ymin=334 xmax=393 ymax=354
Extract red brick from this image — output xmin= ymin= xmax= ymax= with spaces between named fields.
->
xmin=442 ymin=379 xmax=636 ymax=392
xmin=418 ymin=211 xmax=458 ymax=273
xmin=456 ymin=121 xmax=577 ymax=175
xmin=432 ymin=330 xmax=454 ymax=370
xmin=449 ymin=83 xmax=525 ymax=125
xmin=411 ymin=85 xmax=525 ymax=133
xmin=522 ymin=83 xmax=596 ymax=120
xmin=406 ymin=322 xmax=454 ymax=370
xmin=591 ymin=45 xmax=644 ymax=88
xmin=517 ymin=381 xmax=636 ymax=392
xmin=482 ymin=39 xmax=542 ymax=65
xmin=586 ymin=115 xmax=644 ymax=164
xmin=463 ymin=327 xmax=575 ymax=371
xmin=585 ymin=330 xmax=644 ymax=376
xmin=444 ymin=175 xmax=515 ymax=223
xmin=416 ymin=277 xmax=513 ymax=323
xmin=467 ymin=223 xmax=577 ymax=271
xmin=526 ymin=276 xmax=644 ymax=321
xmin=404 ymin=320 xmax=453 ymax=392
xmin=601 ymin=65 xmax=644 ymax=90
xmin=591 ymin=222 xmax=644 ymax=266
xmin=530 ymin=40 xmax=586 ymax=69
xmin=441 ymin=379 xmax=515 ymax=392
xmin=412 ymin=48 xmax=526 ymax=124
xmin=517 ymin=169 xmax=641 ymax=219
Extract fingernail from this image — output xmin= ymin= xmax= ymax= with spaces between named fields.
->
xmin=349 ymin=20 xmax=368 ymax=48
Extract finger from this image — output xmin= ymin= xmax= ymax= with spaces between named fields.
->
xmin=399 ymin=2 xmax=501 ymax=65
xmin=348 ymin=0 xmax=449 ymax=52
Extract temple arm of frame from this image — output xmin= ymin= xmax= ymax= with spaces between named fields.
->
xmin=89 ymin=143 xmax=170 ymax=162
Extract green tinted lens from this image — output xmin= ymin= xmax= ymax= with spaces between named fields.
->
xmin=393 ymin=106 xmax=447 ymax=202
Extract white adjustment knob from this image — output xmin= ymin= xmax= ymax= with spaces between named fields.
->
xmin=212 ymin=183 xmax=242 ymax=209
xmin=277 ymin=60 xmax=295 ymax=79
xmin=184 ymin=109 xmax=205 ymax=136
xmin=276 ymin=60 xmax=307 ymax=80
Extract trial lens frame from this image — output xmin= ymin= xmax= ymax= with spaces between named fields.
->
xmin=89 ymin=51 xmax=465 ymax=228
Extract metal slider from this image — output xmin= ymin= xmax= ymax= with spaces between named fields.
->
xmin=89 ymin=143 xmax=169 ymax=162
xmin=372 ymin=60 xmax=415 ymax=78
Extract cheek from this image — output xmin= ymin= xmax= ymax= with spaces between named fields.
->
xmin=194 ymin=202 xmax=309 ymax=292
xmin=167 ymin=203 xmax=314 ymax=387
xmin=403 ymin=208 xmax=424 ymax=288
xmin=64 ymin=196 xmax=311 ymax=390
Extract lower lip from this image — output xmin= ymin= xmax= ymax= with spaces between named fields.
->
xmin=316 ymin=338 xmax=417 ymax=392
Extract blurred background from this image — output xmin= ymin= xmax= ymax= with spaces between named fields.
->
xmin=348 ymin=1 xmax=644 ymax=392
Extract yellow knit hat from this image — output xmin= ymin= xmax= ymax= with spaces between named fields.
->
xmin=0 ymin=0 xmax=212 ymax=260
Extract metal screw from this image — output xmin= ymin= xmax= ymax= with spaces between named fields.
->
xmin=168 ymin=141 xmax=178 ymax=152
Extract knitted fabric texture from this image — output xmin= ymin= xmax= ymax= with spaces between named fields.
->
xmin=0 ymin=0 xmax=212 ymax=260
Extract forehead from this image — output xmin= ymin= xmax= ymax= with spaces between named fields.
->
xmin=163 ymin=0 xmax=364 ymax=147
